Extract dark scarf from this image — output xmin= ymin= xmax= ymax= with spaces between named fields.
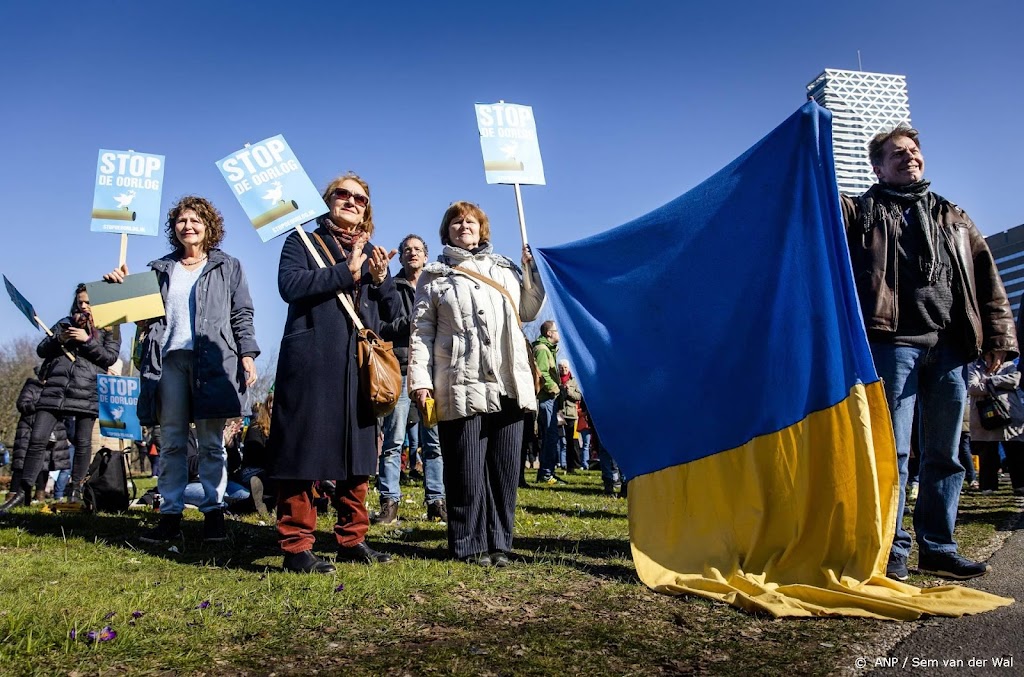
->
xmin=316 ymin=216 xmax=363 ymax=302
xmin=874 ymin=180 xmax=941 ymax=285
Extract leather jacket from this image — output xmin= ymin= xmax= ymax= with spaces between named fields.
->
xmin=841 ymin=185 xmax=1017 ymax=361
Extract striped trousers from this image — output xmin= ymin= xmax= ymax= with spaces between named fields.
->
xmin=438 ymin=398 xmax=524 ymax=559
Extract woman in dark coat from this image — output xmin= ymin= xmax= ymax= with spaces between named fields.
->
xmin=6 ymin=285 xmax=119 ymax=509
xmin=0 ymin=373 xmax=71 ymax=512
xmin=270 ymin=173 xmax=402 ymax=574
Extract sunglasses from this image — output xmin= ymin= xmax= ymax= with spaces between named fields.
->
xmin=332 ymin=187 xmax=369 ymax=208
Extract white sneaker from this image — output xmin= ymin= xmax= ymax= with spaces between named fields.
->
xmin=908 ymin=482 xmax=919 ymax=502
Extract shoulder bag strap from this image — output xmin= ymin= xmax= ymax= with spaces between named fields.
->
xmin=452 ymin=265 xmax=522 ymax=328
xmin=309 ymin=230 xmax=365 ymax=332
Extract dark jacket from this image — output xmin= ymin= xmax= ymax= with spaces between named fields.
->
xmin=137 ymin=248 xmax=260 ymax=425
xmin=13 ymin=377 xmax=70 ymax=471
xmin=241 ymin=425 xmax=271 ymax=471
xmin=36 ymin=321 xmax=120 ymax=416
xmin=841 ymin=187 xmax=1018 ymax=361
xmin=378 ymin=270 xmax=416 ymax=373
xmin=269 ymin=224 xmax=404 ymax=481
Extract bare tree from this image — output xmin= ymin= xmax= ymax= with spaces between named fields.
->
xmin=248 ymin=350 xmax=278 ymax=409
xmin=0 ymin=336 xmax=42 ymax=447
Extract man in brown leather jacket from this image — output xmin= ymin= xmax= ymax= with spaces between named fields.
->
xmin=840 ymin=126 xmax=1017 ymax=582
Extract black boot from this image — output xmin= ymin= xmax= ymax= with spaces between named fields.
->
xmin=202 ymin=508 xmax=227 ymax=543
xmin=283 ymin=550 xmax=336 ymax=574
xmin=0 ymin=490 xmax=28 ymax=515
xmin=140 ymin=513 xmax=183 ymax=543
xmin=337 ymin=541 xmax=393 ymax=564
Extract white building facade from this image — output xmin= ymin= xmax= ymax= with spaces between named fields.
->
xmin=806 ymin=69 xmax=911 ymax=196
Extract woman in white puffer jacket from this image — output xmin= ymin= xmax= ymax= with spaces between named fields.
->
xmin=409 ymin=201 xmax=544 ymax=566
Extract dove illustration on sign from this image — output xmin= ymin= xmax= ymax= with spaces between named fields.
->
xmin=111 ymin=405 xmax=125 ymax=421
xmin=500 ymin=142 xmax=519 ymax=159
xmin=262 ymin=181 xmax=284 ymax=204
xmin=113 ymin=191 xmax=136 ymax=209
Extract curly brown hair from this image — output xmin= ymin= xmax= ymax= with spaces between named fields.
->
xmin=321 ymin=173 xmax=374 ymax=237
xmin=439 ymin=201 xmax=491 ymax=246
xmin=165 ymin=196 xmax=225 ymax=253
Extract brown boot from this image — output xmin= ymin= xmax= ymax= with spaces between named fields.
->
xmin=371 ymin=498 xmax=399 ymax=525
xmin=34 ymin=489 xmax=47 ymax=504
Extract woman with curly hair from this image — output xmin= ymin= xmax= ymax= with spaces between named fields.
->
xmin=104 ymin=196 xmax=260 ymax=543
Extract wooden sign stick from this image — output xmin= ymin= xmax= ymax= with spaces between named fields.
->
xmin=513 ymin=183 xmax=533 ymax=291
xmin=119 ymin=233 xmax=128 ymax=269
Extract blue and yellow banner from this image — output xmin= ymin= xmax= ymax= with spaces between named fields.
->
xmin=533 ymin=102 xmax=1011 ymax=619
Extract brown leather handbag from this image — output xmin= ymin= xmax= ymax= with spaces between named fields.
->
xmin=309 ymin=231 xmax=402 ymax=417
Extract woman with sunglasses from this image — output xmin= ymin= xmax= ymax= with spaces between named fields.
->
xmin=104 ymin=196 xmax=260 ymax=543
xmin=408 ymin=201 xmax=544 ymax=566
xmin=269 ymin=173 xmax=402 ymax=574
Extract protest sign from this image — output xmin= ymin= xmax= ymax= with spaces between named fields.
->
xmin=91 ymin=150 xmax=165 ymax=236
xmin=475 ymin=102 xmax=546 ymax=185
xmin=216 ymin=135 xmax=328 ymax=242
xmin=4 ymin=275 xmax=38 ymax=328
xmin=97 ymin=375 xmax=142 ymax=441
xmin=85 ymin=272 xmax=164 ymax=328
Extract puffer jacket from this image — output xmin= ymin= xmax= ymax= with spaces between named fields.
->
xmin=36 ymin=321 xmax=120 ymax=416
xmin=137 ymin=248 xmax=260 ymax=425
xmin=967 ymin=360 xmax=1024 ymax=442
xmin=13 ymin=376 xmax=70 ymax=470
xmin=408 ymin=244 xmax=545 ymax=422
xmin=841 ymin=187 xmax=1017 ymax=361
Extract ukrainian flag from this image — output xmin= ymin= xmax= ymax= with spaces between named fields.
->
xmin=533 ymin=102 xmax=1011 ymax=619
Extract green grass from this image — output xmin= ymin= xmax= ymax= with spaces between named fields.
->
xmin=0 ymin=470 xmax=1020 ymax=676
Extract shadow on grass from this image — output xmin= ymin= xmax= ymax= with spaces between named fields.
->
xmin=519 ymin=504 xmax=625 ymax=520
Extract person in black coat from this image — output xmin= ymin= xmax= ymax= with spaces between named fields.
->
xmin=269 ymin=173 xmax=403 ymax=574
xmin=9 ymin=285 xmax=119 ymax=509
xmin=0 ymin=372 xmax=71 ymax=512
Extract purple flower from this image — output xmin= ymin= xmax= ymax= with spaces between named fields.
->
xmin=69 ymin=629 xmax=77 ymax=640
xmin=334 ymin=583 xmax=345 ymax=593
xmin=98 ymin=626 xmax=117 ymax=642
xmin=104 ymin=612 xmax=116 ymax=620
xmin=86 ymin=630 xmax=98 ymax=643
xmin=195 ymin=600 xmax=210 ymax=609
xmin=131 ymin=611 xmax=144 ymax=619
xmin=220 ymin=611 xmax=233 ymax=618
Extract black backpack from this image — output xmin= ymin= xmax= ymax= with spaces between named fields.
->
xmin=82 ymin=447 xmax=135 ymax=513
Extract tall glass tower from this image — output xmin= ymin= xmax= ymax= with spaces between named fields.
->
xmin=807 ymin=69 xmax=911 ymax=196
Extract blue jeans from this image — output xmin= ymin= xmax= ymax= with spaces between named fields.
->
xmin=54 ymin=444 xmax=75 ymax=500
xmin=183 ymin=480 xmax=249 ymax=507
xmin=871 ymin=342 xmax=967 ymax=559
xmin=537 ymin=398 xmax=560 ymax=478
xmin=599 ymin=445 xmax=620 ymax=486
xmin=379 ymin=377 xmax=445 ymax=503
xmin=157 ymin=351 xmax=228 ymax=515
xmin=578 ymin=430 xmax=592 ymax=469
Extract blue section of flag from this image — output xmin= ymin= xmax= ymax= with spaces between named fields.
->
xmin=533 ymin=102 xmax=876 ymax=480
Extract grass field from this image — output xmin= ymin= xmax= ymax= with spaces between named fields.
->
xmin=0 ymin=469 xmax=1020 ymax=676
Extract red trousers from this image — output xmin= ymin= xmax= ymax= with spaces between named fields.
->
xmin=277 ymin=477 xmax=369 ymax=554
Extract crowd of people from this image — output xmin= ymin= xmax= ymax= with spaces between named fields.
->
xmin=2 ymin=125 xmax=1024 ymax=584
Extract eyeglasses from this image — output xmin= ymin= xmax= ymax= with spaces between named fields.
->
xmin=332 ymin=188 xmax=369 ymax=208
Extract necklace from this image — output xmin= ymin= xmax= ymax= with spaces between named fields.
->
xmin=181 ymin=254 xmax=208 ymax=267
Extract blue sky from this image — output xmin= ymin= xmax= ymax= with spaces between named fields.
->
xmin=1 ymin=0 xmax=1021 ymax=367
